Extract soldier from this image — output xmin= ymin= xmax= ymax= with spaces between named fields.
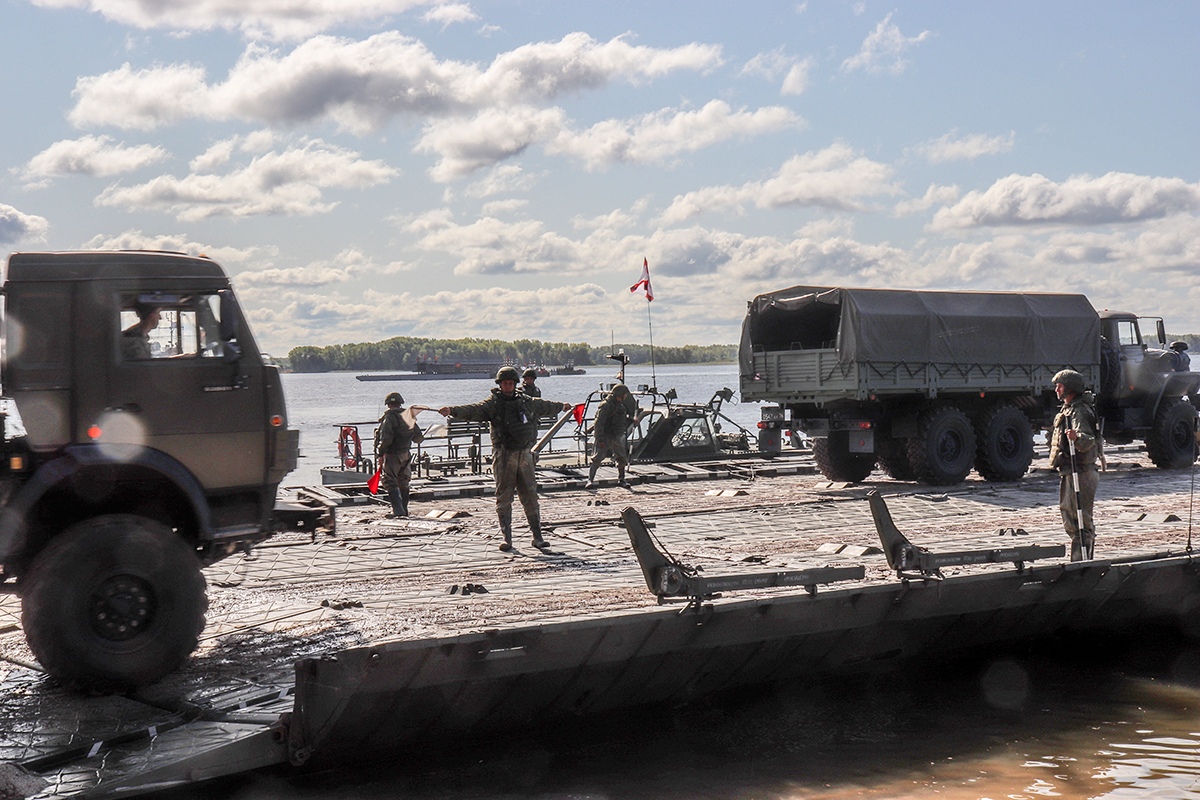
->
xmin=1169 ymin=341 xmax=1191 ymax=372
xmin=520 ymin=368 xmax=542 ymax=398
xmin=377 ymin=392 xmax=424 ymax=518
xmin=585 ymin=384 xmax=633 ymax=489
xmin=1048 ymin=369 xmax=1099 ymax=561
xmin=439 ymin=366 xmax=572 ymax=551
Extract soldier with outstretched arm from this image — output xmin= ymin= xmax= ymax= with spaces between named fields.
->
xmin=439 ymin=366 xmax=572 ymax=552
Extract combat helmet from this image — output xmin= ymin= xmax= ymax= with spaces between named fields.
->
xmin=610 ymin=383 xmax=631 ymax=397
xmin=1051 ymin=369 xmax=1086 ymax=394
xmin=522 ymin=367 xmax=538 ymax=379
xmin=385 ymin=391 xmax=403 ymax=406
xmin=495 ymin=365 xmax=521 ymax=383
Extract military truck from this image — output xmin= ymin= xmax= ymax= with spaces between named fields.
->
xmin=740 ymin=285 xmax=1200 ymax=485
xmin=0 ymin=250 xmax=307 ymax=688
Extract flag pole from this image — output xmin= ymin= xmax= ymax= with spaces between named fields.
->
xmin=646 ymin=297 xmax=657 ymax=393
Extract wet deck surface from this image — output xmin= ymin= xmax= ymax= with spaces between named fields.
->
xmin=2 ymin=447 xmax=1198 ymax=797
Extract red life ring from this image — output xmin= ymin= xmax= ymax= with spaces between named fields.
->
xmin=337 ymin=426 xmax=362 ymax=469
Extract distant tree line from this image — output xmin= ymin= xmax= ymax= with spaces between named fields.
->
xmin=286 ymin=337 xmax=737 ymax=373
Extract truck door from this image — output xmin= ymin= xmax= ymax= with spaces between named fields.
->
xmin=1110 ymin=317 xmax=1147 ymax=403
xmin=101 ymin=291 xmax=266 ymax=493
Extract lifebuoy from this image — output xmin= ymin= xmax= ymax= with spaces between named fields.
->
xmin=337 ymin=426 xmax=362 ymax=470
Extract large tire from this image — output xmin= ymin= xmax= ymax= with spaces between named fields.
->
xmin=812 ymin=431 xmax=876 ymax=483
xmin=1145 ymin=399 xmax=1198 ymax=469
xmin=876 ymin=435 xmax=917 ymax=481
xmin=974 ymin=404 xmax=1034 ymax=482
xmin=21 ymin=515 xmax=208 ymax=689
xmin=907 ymin=405 xmax=976 ymax=485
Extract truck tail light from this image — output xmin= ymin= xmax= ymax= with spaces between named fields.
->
xmin=270 ymin=415 xmax=284 ymax=428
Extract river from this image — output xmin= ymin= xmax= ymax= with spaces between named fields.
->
xmin=199 ymin=365 xmax=1200 ymax=800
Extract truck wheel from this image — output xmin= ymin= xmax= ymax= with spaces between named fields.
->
xmin=907 ymin=405 xmax=976 ymax=485
xmin=812 ymin=431 xmax=876 ymax=483
xmin=21 ymin=515 xmax=207 ymax=689
xmin=1146 ymin=399 xmax=1199 ymax=469
xmin=876 ymin=436 xmax=916 ymax=481
xmin=974 ymin=404 xmax=1034 ymax=482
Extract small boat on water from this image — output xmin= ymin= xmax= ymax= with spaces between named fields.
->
xmin=553 ymin=360 xmax=587 ymax=375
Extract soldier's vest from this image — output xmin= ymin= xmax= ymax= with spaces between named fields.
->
xmin=495 ymin=394 xmax=539 ymax=450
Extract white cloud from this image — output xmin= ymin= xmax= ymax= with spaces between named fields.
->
xmin=32 ymin=0 xmax=442 ymax=41
xmin=95 ymin=138 xmax=398 ymax=220
xmin=404 ymin=211 xmax=582 ymax=274
xmin=236 ymin=248 xmax=393 ymax=288
xmin=20 ymin=135 xmax=169 ymax=186
xmin=930 ymin=172 xmax=1200 ymax=229
xmin=0 ymin=203 xmax=50 ymax=245
xmin=742 ymin=50 xmax=812 ymax=96
xmin=662 ymin=143 xmax=899 ymax=222
xmin=421 ymin=2 xmax=478 ymax=28
xmin=842 ymin=13 xmax=932 ymax=75
xmin=464 ymin=165 xmax=538 ymax=198
xmin=917 ymin=130 xmax=1015 ymax=164
xmin=893 ymin=183 xmax=960 ymax=216
xmin=68 ymin=32 xmax=723 ymax=133
xmin=418 ymin=106 xmax=566 ymax=181
xmin=546 ymin=101 xmax=801 ymax=171
xmin=80 ymin=230 xmax=276 ymax=266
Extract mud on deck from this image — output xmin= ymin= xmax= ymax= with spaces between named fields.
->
xmin=2 ymin=449 xmax=1198 ymax=797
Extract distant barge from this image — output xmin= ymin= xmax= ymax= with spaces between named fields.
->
xmin=3 ymin=456 xmax=1199 ymax=798
xmin=356 ymin=361 xmax=502 ymax=381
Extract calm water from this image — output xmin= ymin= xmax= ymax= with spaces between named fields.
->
xmin=281 ymin=363 xmax=757 ymax=486
xmin=162 ymin=644 xmax=1200 ymax=800
xmin=256 ymin=366 xmax=1200 ymax=800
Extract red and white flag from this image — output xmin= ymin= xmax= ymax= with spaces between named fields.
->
xmin=629 ymin=257 xmax=654 ymax=301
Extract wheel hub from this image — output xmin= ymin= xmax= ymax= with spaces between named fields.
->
xmin=89 ymin=574 xmax=156 ymax=641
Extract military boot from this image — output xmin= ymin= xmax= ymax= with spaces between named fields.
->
xmin=529 ymin=510 xmax=548 ymax=549
xmin=498 ymin=508 xmax=513 ymax=551
xmin=617 ymin=465 xmax=631 ymax=490
xmin=584 ymin=463 xmax=598 ymax=490
xmin=386 ymin=487 xmax=405 ymax=518
xmin=1070 ymin=537 xmax=1083 ymax=562
xmin=399 ymin=485 xmax=411 ymax=517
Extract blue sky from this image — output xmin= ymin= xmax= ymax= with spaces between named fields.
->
xmin=1 ymin=1 xmax=1198 ymax=356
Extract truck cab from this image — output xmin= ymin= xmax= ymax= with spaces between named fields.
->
xmin=1 ymin=250 xmax=301 ymax=688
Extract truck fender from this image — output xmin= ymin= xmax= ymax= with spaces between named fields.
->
xmin=0 ymin=444 xmax=213 ymax=565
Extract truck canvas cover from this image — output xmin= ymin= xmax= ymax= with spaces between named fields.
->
xmin=739 ymin=286 xmax=1100 ymax=373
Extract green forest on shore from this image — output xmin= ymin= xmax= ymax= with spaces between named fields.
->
xmin=286 ymin=337 xmax=738 ymax=373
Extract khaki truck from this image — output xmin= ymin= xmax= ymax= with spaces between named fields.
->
xmin=740 ymin=285 xmax=1200 ymax=485
xmin=0 ymin=250 xmax=320 ymax=688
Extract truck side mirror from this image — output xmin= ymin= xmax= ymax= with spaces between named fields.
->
xmin=219 ymin=290 xmax=242 ymax=363
xmin=1156 ymin=319 xmax=1167 ymax=346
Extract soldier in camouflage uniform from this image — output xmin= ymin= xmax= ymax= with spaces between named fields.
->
xmin=520 ymin=368 xmax=542 ymax=398
xmin=1048 ymin=369 xmax=1099 ymax=561
xmin=377 ymin=392 xmax=424 ymax=518
xmin=439 ymin=366 xmax=571 ymax=551
xmin=585 ymin=384 xmax=633 ymax=489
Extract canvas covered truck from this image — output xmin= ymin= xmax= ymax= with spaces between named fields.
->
xmin=740 ymin=285 xmax=1200 ymax=485
xmin=0 ymin=250 xmax=320 ymax=689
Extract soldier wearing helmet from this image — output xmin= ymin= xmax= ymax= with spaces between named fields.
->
xmin=520 ymin=367 xmax=542 ymax=398
xmin=1169 ymin=341 xmax=1191 ymax=373
xmin=585 ymin=384 xmax=635 ymax=489
xmin=377 ymin=391 xmax=424 ymax=517
xmin=439 ymin=367 xmax=572 ymax=551
xmin=1048 ymin=369 xmax=1099 ymax=561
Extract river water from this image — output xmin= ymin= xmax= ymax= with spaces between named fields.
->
xmin=217 ymin=365 xmax=1200 ymax=800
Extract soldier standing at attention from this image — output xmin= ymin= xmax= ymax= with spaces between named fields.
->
xmin=520 ymin=367 xmax=542 ymax=398
xmin=439 ymin=366 xmax=572 ymax=551
xmin=378 ymin=392 xmax=424 ymax=518
xmin=585 ymin=384 xmax=633 ymax=489
xmin=1048 ymin=369 xmax=1099 ymax=561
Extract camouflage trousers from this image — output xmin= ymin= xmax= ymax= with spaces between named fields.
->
xmin=1058 ymin=468 xmax=1098 ymax=560
xmin=492 ymin=446 xmax=542 ymax=538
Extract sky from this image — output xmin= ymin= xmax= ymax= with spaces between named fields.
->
xmin=1 ymin=1 xmax=1198 ymax=357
